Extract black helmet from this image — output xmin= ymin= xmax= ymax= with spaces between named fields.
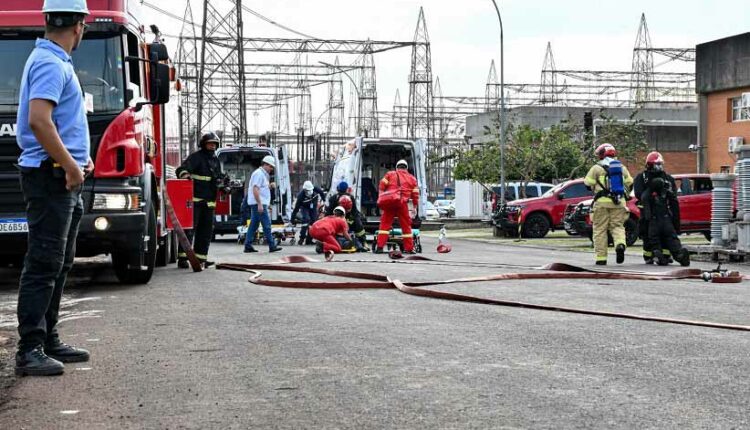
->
xmin=200 ymin=132 xmax=221 ymax=149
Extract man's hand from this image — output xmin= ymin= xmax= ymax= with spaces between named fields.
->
xmin=269 ymin=182 xmax=276 ymax=190
xmin=257 ymin=204 xmax=265 ymax=213
xmin=84 ymin=158 xmax=94 ymax=177
xmin=64 ymin=164 xmax=85 ymax=191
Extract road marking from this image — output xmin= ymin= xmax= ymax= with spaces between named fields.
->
xmin=60 ymin=410 xmax=79 ymax=415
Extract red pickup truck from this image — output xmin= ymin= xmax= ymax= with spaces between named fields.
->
xmin=492 ymin=179 xmax=594 ymax=238
xmin=564 ymin=174 xmax=714 ymax=245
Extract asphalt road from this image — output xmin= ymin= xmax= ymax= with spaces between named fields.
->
xmin=1 ymin=236 xmax=749 ymax=429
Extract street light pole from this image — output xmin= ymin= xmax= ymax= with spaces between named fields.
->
xmin=490 ymin=0 xmax=507 ymax=206
xmin=319 ymin=61 xmax=362 ymax=136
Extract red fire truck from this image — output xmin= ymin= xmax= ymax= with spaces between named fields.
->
xmin=0 ymin=0 xmax=186 ymax=284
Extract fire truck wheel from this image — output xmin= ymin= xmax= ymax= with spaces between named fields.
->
xmin=113 ymin=205 xmax=157 ymax=284
xmin=156 ymin=230 xmax=173 ymax=268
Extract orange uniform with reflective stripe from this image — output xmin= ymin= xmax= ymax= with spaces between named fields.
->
xmin=379 ymin=170 xmax=419 ymax=205
xmin=377 ymin=169 xmax=419 ymax=252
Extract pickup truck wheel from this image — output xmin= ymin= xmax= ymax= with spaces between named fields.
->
xmin=113 ymin=205 xmax=157 ymax=285
xmin=493 ymin=225 xmax=503 ymax=237
xmin=522 ymin=213 xmax=550 ymax=239
xmin=703 ymin=231 xmax=711 ymax=241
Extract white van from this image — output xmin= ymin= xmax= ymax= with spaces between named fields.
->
xmin=328 ymin=138 xmax=427 ymax=231
xmin=214 ymin=145 xmax=293 ymax=236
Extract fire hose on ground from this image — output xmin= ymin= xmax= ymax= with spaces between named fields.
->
xmin=216 ymin=256 xmax=750 ymax=332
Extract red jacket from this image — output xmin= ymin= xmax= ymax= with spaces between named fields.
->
xmin=379 ymin=170 xmax=419 ymax=205
xmin=311 ymin=216 xmax=348 ymax=236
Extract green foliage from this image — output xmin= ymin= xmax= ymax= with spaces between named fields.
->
xmin=452 ymin=110 xmax=649 ymax=190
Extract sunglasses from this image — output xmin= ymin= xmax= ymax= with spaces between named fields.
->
xmin=80 ymin=21 xmax=89 ymax=33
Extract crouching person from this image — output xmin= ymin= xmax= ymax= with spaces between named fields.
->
xmin=309 ymin=206 xmax=351 ymax=260
xmin=642 ymin=177 xmax=690 ymax=266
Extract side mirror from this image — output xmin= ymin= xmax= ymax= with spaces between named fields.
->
xmin=148 ymin=43 xmax=169 ymax=62
xmin=557 ymin=192 xmax=566 ymax=200
xmin=149 ymin=63 xmax=171 ymax=105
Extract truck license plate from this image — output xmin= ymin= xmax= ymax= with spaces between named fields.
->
xmin=0 ymin=218 xmax=28 ymax=234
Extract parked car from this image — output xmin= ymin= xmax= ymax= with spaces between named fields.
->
xmin=490 ymin=181 xmax=555 ymax=212
xmin=492 ymin=179 xmax=594 ymax=238
xmin=564 ymin=174 xmax=714 ymax=245
xmin=424 ymin=201 xmax=440 ymax=220
xmin=433 ymin=199 xmax=455 ymax=217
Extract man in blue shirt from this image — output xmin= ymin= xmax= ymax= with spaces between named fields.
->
xmin=243 ymin=155 xmax=283 ymax=253
xmin=15 ymin=0 xmax=94 ymax=377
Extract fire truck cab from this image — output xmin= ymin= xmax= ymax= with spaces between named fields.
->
xmin=0 ymin=0 xmax=184 ymax=284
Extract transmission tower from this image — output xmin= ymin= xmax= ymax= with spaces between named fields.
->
xmin=326 ymin=57 xmax=346 ymax=138
xmin=392 ymin=89 xmax=404 ymax=137
xmin=407 ymin=7 xmax=433 ymax=142
xmin=358 ymin=43 xmax=380 ymax=137
xmin=631 ymin=13 xmax=655 ymax=104
xmin=434 ymin=77 xmax=447 ymax=139
xmin=197 ymin=0 xmax=247 ymax=144
xmin=540 ymin=42 xmax=558 ymax=104
xmin=485 ymin=60 xmax=500 ymax=112
xmin=175 ymin=1 xmax=199 ymax=151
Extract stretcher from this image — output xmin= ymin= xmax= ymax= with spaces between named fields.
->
xmin=237 ymin=223 xmax=297 ymax=246
xmin=376 ymin=228 xmax=422 ymax=253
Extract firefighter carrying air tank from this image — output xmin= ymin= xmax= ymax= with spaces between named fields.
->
xmin=584 ymin=143 xmax=633 ymax=265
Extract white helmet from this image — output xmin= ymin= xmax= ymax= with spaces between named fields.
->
xmin=303 ymin=181 xmax=314 ymax=192
xmin=262 ymin=155 xmax=276 ymax=168
xmin=396 ymin=159 xmax=408 ymax=169
xmin=333 ymin=206 xmax=346 ymax=216
xmin=43 ymin=0 xmax=90 ymax=14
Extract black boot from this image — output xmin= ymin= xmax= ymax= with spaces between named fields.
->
xmin=315 ymin=242 xmax=324 ymax=254
xmin=616 ymin=244 xmax=626 ymax=264
xmin=643 ymin=254 xmax=654 ymax=265
xmin=675 ymin=249 xmax=691 ymax=267
xmin=177 ymin=259 xmax=189 ymax=269
xmin=45 ymin=339 xmax=90 ymax=363
xmin=595 ymin=260 xmax=607 ymax=266
xmin=16 ymin=345 xmax=65 ymax=376
xmin=373 ymin=247 xmax=384 ymax=254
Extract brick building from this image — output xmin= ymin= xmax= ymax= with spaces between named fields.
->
xmin=696 ymin=32 xmax=750 ymax=173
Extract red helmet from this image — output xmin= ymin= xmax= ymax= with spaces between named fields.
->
xmin=646 ymin=151 xmax=664 ymax=168
xmin=595 ymin=143 xmax=616 ymax=160
xmin=338 ymin=195 xmax=353 ymax=212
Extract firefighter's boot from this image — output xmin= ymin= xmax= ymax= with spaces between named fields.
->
xmin=674 ymin=248 xmax=691 ymax=267
xmin=616 ymin=244 xmax=626 ymax=264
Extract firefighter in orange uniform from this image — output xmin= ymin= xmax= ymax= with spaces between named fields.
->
xmin=375 ymin=159 xmax=420 ymax=254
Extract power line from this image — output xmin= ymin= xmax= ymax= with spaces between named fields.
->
xmin=230 ymin=0 xmax=318 ymax=39
xmin=141 ymin=1 xmax=197 ymax=27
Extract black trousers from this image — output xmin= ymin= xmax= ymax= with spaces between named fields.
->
xmin=648 ymin=215 xmax=682 ymax=260
xmin=179 ymin=200 xmax=215 ymax=261
xmin=17 ymin=167 xmax=83 ymax=353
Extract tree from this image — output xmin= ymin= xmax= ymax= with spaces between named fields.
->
xmin=452 ymin=110 xmax=648 ymax=190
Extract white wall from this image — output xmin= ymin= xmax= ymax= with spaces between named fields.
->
xmin=454 ymin=180 xmax=484 ymax=218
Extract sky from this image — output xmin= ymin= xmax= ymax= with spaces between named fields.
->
xmin=154 ymin=0 xmax=750 ymax=135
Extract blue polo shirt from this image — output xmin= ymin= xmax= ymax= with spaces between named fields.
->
xmin=16 ymin=38 xmax=90 ymax=168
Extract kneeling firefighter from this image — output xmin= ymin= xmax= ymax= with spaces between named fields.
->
xmin=310 ymin=206 xmax=352 ymax=259
xmin=326 ymin=181 xmax=369 ymax=252
xmin=584 ymin=143 xmax=633 ymax=265
xmin=176 ymin=132 xmax=228 ymax=268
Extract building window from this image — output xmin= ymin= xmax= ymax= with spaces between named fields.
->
xmin=731 ymin=97 xmax=750 ymax=122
